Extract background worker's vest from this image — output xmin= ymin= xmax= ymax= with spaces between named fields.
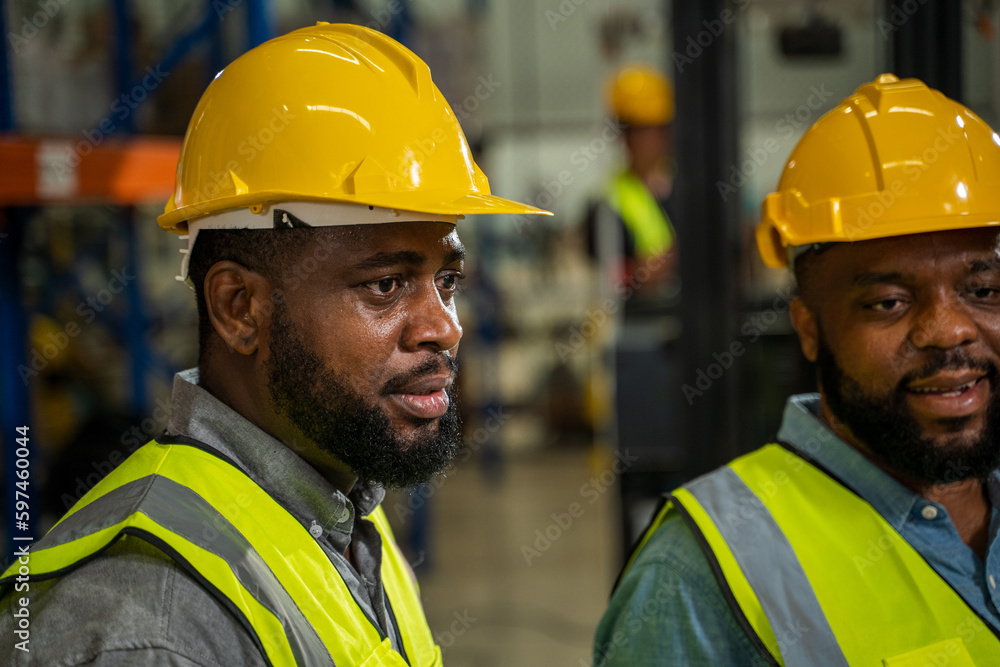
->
xmin=626 ymin=444 xmax=1000 ymax=666
xmin=0 ymin=439 xmax=442 ymax=667
xmin=606 ymin=170 xmax=674 ymax=258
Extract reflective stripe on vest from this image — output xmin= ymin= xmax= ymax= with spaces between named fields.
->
xmin=654 ymin=444 xmax=1000 ymax=665
xmin=1 ymin=440 xmax=441 ymax=667
xmin=679 ymin=468 xmax=847 ymax=665
xmin=606 ymin=170 xmax=674 ymax=257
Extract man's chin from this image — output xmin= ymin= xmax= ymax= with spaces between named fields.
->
xmin=867 ymin=426 xmax=997 ymax=485
xmin=392 ymin=430 xmax=442 ymax=454
xmin=910 ymin=410 xmax=983 ymax=443
xmin=356 ymin=451 xmax=457 ymax=490
xmin=825 ymin=398 xmax=995 ymax=484
xmin=346 ymin=407 xmax=461 ymax=489
xmin=382 ymin=407 xmax=444 ymax=439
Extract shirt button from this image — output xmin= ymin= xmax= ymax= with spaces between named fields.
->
xmin=991 ymin=575 xmax=997 ymax=590
xmin=309 ymin=520 xmax=323 ymax=538
xmin=920 ymin=505 xmax=938 ymax=520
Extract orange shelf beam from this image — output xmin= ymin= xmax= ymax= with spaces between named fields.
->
xmin=0 ymin=135 xmax=181 ymax=206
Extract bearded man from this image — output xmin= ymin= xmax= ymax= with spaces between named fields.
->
xmin=595 ymin=74 xmax=1000 ymax=665
xmin=0 ymin=23 xmax=545 ymax=666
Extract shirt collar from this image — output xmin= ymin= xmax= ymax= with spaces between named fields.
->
xmin=164 ymin=368 xmax=385 ymax=553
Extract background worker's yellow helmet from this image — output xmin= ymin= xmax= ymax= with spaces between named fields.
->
xmin=757 ymin=73 xmax=1000 ymax=268
xmin=607 ymin=65 xmax=674 ymax=127
xmin=158 ymin=22 xmax=548 ymax=234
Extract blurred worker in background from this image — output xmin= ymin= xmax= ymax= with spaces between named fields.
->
xmin=587 ymin=64 xmax=678 ymax=299
xmin=595 ymin=74 xmax=1000 ymax=664
xmin=585 ymin=65 xmax=684 ymax=554
xmin=0 ymin=22 xmax=545 ymax=666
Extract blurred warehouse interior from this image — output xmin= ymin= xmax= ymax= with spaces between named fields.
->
xmin=2 ymin=0 xmax=1000 ymax=663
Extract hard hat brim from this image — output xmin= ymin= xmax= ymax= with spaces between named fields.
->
xmin=757 ymin=211 xmax=1000 ymax=268
xmin=158 ymin=191 xmax=551 ymax=233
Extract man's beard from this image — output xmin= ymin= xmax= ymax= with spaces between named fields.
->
xmin=817 ymin=335 xmax=1000 ymax=484
xmin=265 ymin=302 xmax=461 ymax=490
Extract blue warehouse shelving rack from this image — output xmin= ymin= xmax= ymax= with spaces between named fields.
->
xmin=0 ymin=0 xmax=278 ymax=567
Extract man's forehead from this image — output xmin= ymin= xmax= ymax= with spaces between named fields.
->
xmin=303 ymin=221 xmax=463 ymax=263
xmin=824 ymin=228 xmax=1000 ymax=275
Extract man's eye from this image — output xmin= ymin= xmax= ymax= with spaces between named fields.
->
xmin=368 ymin=278 xmax=401 ymax=295
xmin=972 ymin=287 xmax=1000 ymax=300
xmin=438 ymin=273 xmax=464 ymax=291
xmin=870 ymin=299 xmax=903 ymax=311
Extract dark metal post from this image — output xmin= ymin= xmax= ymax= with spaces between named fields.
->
xmin=889 ymin=0 xmax=963 ymax=102
xmin=673 ymin=0 xmax=741 ymax=475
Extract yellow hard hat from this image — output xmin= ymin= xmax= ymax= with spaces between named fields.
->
xmin=757 ymin=73 xmax=1000 ymax=268
xmin=607 ymin=65 xmax=674 ymax=127
xmin=158 ymin=22 xmax=548 ymax=233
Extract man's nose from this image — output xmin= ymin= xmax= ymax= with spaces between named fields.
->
xmin=400 ymin=283 xmax=463 ymax=353
xmin=909 ymin=295 xmax=978 ymax=351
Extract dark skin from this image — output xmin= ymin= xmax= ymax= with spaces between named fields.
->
xmin=789 ymin=227 xmax=1000 ymax=558
xmin=197 ymin=221 xmax=465 ymax=497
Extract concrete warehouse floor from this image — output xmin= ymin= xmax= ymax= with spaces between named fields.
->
xmin=387 ymin=448 xmax=620 ymax=666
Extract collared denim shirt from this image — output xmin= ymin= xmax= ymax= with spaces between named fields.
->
xmin=0 ymin=368 xmax=407 ymax=666
xmin=594 ymin=393 xmax=1000 ymax=666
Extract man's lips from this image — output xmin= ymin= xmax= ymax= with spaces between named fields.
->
xmin=904 ymin=371 xmax=989 ymax=419
xmin=907 ymin=371 xmax=985 ymax=394
xmin=386 ymin=375 xmax=453 ymax=419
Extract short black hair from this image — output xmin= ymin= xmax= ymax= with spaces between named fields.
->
xmin=188 ymin=228 xmax=312 ymax=364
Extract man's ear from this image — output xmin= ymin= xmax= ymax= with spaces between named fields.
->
xmin=789 ymin=297 xmax=819 ymax=363
xmin=204 ymin=261 xmax=271 ymax=355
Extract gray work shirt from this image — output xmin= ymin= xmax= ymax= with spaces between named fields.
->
xmin=0 ymin=368 xmax=406 ymax=666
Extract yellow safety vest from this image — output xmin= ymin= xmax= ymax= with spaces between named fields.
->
xmin=0 ymin=438 xmax=442 ymax=667
xmin=626 ymin=444 xmax=1000 ymax=666
xmin=606 ymin=170 xmax=675 ymax=258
